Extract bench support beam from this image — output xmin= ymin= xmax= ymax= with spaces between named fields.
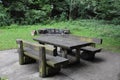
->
xmin=17 ymin=40 xmax=24 ymax=65
xmin=75 ymin=48 xmax=80 ymax=63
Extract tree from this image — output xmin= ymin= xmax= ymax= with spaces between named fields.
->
xmin=0 ymin=0 xmax=120 ymax=26
xmin=65 ymin=0 xmax=80 ymax=20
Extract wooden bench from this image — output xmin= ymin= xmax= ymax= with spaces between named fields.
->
xmin=16 ymin=39 xmax=68 ymax=77
xmin=38 ymin=28 xmax=70 ymax=34
xmin=67 ymin=35 xmax=102 ymax=60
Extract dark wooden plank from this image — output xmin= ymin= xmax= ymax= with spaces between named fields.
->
xmin=16 ymin=39 xmax=24 ymax=65
xmin=67 ymin=35 xmax=102 ymax=44
xmin=22 ymin=41 xmax=43 ymax=52
xmin=81 ymin=46 xmax=102 ymax=53
xmin=16 ymin=39 xmax=69 ymax=77
xmin=75 ymin=48 xmax=80 ymax=63
xmin=33 ymin=35 xmax=93 ymax=49
xmin=46 ymin=55 xmax=68 ymax=67
xmin=24 ymin=48 xmax=68 ymax=67
xmin=39 ymin=47 xmax=46 ymax=77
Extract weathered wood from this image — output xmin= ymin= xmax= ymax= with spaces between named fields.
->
xmin=61 ymin=49 xmax=68 ymax=58
xmin=16 ymin=39 xmax=68 ymax=77
xmin=80 ymin=51 xmax=95 ymax=60
xmin=23 ymin=41 xmax=43 ymax=52
xmin=81 ymin=46 xmax=101 ymax=53
xmin=45 ymin=65 xmax=61 ymax=76
xmin=80 ymin=46 xmax=101 ymax=60
xmin=63 ymin=29 xmax=70 ymax=34
xmin=33 ymin=35 xmax=93 ymax=63
xmin=33 ymin=36 xmax=93 ymax=49
xmin=16 ymin=39 xmax=24 ymax=65
xmin=38 ymin=29 xmax=48 ymax=34
xmin=38 ymin=28 xmax=71 ymax=34
xmin=75 ymin=48 xmax=80 ymax=63
xmin=53 ymin=46 xmax=58 ymax=56
xmin=66 ymin=35 xmax=102 ymax=60
xmin=67 ymin=35 xmax=102 ymax=44
xmin=24 ymin=49 xmax=68 ymax=67
xmin=39 ymin=47 xmax=46 ymax=77
xmin=24 ymin=55 xmax=36 ymax=64
xmin=54 ymin=29 xmax=60 ymax=34
xmin=58 ymin=35 xmax=102 ymax=60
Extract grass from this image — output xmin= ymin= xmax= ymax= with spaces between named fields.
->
xmin=0 ymin=19 xmax=120 ymax=53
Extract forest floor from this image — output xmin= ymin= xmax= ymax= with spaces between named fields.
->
xmin=0 ymin=49 xmax=120 ymax=80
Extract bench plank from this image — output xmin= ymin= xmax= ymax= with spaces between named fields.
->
xmin=64 ymin=35 xmax=103 ymax=60
xmin=24 ymin=48 xmax=68 ymax=67
xmin=81 ymin=46 xmax=101 ymax=53
xmin=23 ymin=41 xmax=43 ymax=52
xmin=68 ymin=35 xmax=102 ymax=44
xmin=16 ymin=39 xmax=68 ymax=77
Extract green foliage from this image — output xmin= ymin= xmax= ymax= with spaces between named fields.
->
xmin=0 ymin=0 xmax=52 ymax=25
xmin=0 ymin=5 xmax=12 ymax=27
xmin=64 ymin=0 xmax=120 ymax=23
xmin=95 ymin=0 xmax=120 ymax=19
xmin=0 ymin=0 xmax=120 ymax=26
xmin=24 ymin=10 xmax=48 ymax=24
xmin=0 ymin=77 xmax=8 ymax=80
xmin=110 ymin=17 xmax=120 ymax=25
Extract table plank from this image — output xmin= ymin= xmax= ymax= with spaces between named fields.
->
xmin=33 ymin=35 xmax=92 ymax=49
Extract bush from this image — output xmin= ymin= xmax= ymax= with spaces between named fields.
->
xmin=110 ymin=17 xmax=120 ymax=25
xmin=0 ymin=0 xmax=120 ymax=26
xmin=0 ymin=5 xmax=12 ymax=27
xmin=1 ymin=0 xmax=52 ymax=25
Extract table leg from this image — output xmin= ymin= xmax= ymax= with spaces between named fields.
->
xmin=75 ymin=48 xmax=80 ymax=63
xmin=61 ymin=49 xmax=67 ymax=58
xmin=61 ymin=49 xmax=68 ymax=67
xmin=53 ymin=46 xmax=58 ymax=56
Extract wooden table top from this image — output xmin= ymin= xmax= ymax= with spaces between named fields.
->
xmin=33 ymin=35 xmax=92 ymax=49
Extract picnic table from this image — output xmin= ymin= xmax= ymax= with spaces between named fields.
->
xmin=33 ymin=35 xmax=93 ymax=62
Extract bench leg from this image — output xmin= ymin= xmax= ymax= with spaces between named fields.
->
xmin=18 ymin=49 xmax=24 ymax=65
xmin=39 ymin=63 xmax=46 ymax=77
xmin=75 ymin=48 xmax=80 ymax=63
xmin=80 ymin=51 xmax=95 ymax=60
xmin=18 ymin=49 xmax=36 ymax=65
xmin=61 ymin=49 xmax=67 ymax=58
xmin=53 ymin=46 xmax=58 ymax=56
xmin=39 ymin=64 xmax=61 ymax=77
xmin=46 ymin=66 xmax=61 ymax=77
xmin=59 ymin=48 xmax=72 ymax=57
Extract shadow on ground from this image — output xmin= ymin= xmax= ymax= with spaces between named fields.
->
xmin=89 ymin=57 xmax=105 ymax=63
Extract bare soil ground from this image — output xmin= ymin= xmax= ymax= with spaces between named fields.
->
xmin=0 ymin=49 xmax=120 ymax=80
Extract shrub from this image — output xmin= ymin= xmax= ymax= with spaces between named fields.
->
xmin=110 ymin=17 xmax=120 ymax=25
xmin=0 ymin=5 xmax=12 ymax=27
xmin=0 ymin=0 xmax=120 ymax=25
xmin=24 ymin=10 xmax=48 ymax=24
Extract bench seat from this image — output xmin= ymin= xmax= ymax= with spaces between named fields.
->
xmin=80 ymin=46 xmax=102 ymax=60
xmin=24 ymin=48 xmax=68 ymax=67
xmin=16 ymin=39 xmax=68 ymax=77
xmin=66 ymin=35 xmax=103 ymax=60
xmin=81 ymin=46 xmax=101 ymax=53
